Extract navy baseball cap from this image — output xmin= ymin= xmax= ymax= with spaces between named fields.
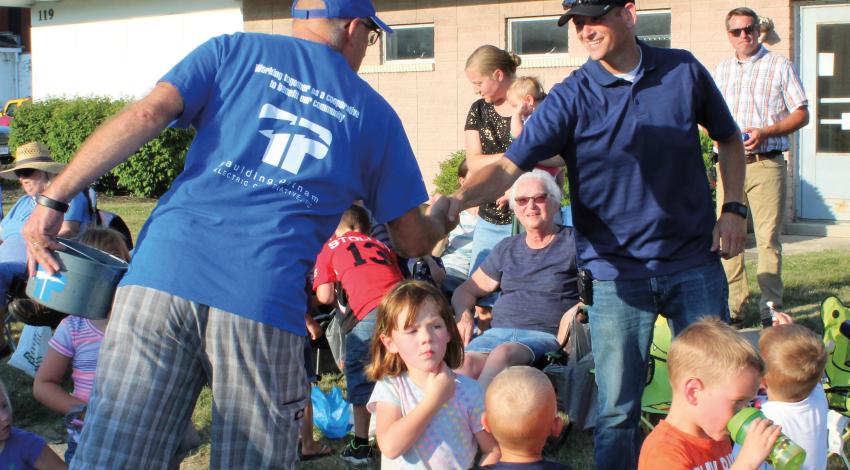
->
xmin=291 ymin=0 xmax=393 ymax=33
xmin=558 ymin=0 xmax=632 ymax=26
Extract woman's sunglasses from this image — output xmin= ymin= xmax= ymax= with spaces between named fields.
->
xmin=14 ymin=168 xmax=37 ymax=178
xmin=514 ymin=194 xmax=550 ymax=207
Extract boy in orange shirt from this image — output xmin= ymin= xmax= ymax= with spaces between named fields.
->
xmin=638 ymin=318 xmax=780 ymax=470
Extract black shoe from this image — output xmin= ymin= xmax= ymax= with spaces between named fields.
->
xmin=340 ymin=439 xmax=374 ymax=465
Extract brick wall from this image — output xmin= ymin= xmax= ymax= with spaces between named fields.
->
xmin=243 ymin=0 xmax=798 ymax=222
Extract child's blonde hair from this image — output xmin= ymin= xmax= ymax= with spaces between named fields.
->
xmin=486 ymin=366 xmax=555 ymax=450
xmin=77 ymin=227 xmax=131 ymax=262
xmin=366 ymin=281 xmax=463 ymax=380
xmin=668 ymin=317 xmax=764 ymax=387
xmin=508 ymin=76 xmax=546 ymax=103
xmin=759 ymin=324 xmax=826 ymax=401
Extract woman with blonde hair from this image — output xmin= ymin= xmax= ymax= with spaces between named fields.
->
xmin=462 ymin=45 xmax=521 ymax=318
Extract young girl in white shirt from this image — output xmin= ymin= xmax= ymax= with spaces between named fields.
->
xmin=367 ymin=281 xmax=499 ymax=469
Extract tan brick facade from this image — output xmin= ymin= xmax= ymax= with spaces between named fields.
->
xmin=244 ymin=0 xmax=800 ymax=221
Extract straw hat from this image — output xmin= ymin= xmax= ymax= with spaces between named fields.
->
xmin=0 ymin=141 xmax=66 ymax=180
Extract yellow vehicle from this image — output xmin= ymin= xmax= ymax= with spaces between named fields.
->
xmin=0 ymin=97 xmax=31 ymax=126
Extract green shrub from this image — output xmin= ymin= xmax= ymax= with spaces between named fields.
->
xmin=113 ymin=127 xmax=194 ymax=197
xmin=8 ymin=98 xmax=62 ymax=149
xmin=700 ymin=130 xmax=717 ymax=204
xmin=46 ymin=97 xmax=126 ymax=164
xmin=432 ymin=150 xmax=466 ymax=195
xmin=7 ymin=97 xmax=193 ymax=198
xmin=432 ymin=149 xmax=571 ymax=205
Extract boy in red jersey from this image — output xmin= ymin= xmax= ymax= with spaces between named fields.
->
xmin=313 ymin=204 xmax=404 ymax=464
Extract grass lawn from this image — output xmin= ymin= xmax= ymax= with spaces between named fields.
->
xmin=3 ymin=197 xmax=850 ymax=469
xmin=98 ymin=197 xmax=157 ymax=237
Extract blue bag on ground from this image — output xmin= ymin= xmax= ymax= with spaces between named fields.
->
xmin=311 ymin=385 xmax=351 ymax=439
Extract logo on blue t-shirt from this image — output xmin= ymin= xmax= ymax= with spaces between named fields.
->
xmin=258 ymin=103 xmax=331 ymax=174
xmin=33 ymin=268 xmax=66 ymax=302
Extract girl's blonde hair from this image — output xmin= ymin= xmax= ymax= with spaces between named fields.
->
xmin=465 ymin=45 xmax=521 ymax=78
xmin=366 ymin=281 xmax=463 ymax=381
xmin=508 ymin=76 xmax=546 ymax=103
xmin=77 ymin=227 xmax=132 ymax=262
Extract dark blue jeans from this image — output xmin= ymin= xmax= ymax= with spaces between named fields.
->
xmin=65 ymin=436 xmax=78 ymax=464
xmin=589 ymin=260 xmax=729 ymax=470
xmin=344 ymin=308 xmax=377 ymax=406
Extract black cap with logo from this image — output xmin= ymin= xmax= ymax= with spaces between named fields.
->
xmin=558 ymin=0 xmax=632 ymax=27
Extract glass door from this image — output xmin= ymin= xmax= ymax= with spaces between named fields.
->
xmin=798 ymin=4 xmax=850 ymax=221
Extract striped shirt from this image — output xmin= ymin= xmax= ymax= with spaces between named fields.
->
xmin=714 ymin=46 xmax=808 ymax=153
xmin=48 ymin=316 xmax=105 ymax=403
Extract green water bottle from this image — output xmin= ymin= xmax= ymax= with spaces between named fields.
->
xmin=726 ymin=407 xmax=806 ymax=470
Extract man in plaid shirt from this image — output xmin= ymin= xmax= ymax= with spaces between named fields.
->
xmin=714 ymin=7 xmax=809 ymax=328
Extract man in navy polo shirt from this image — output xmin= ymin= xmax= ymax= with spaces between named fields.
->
xmin=443 ymin=1 xmax=748 ymax=469
xmin=23 ymin=0 xmax=448 ymax=468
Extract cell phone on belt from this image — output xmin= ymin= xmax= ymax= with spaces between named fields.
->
xmin=578 ymin=268 xmax=593 ymax=306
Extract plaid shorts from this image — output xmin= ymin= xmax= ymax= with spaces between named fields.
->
xmin=71 ymin=285 xmax=306 ymax=469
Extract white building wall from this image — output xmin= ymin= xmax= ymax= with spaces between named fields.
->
xmin=18 ymin=53 xmax=31 ymax=98
xmin=0 ymin=48 xmax=23 ymax=103
xmin=30 ymin=0 xmax=243 ymax=99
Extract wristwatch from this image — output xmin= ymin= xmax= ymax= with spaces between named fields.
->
xmin=35 ymin=195 xmax=69 ymax=213
xmin=721 ymin=202 xmax=748 ymax=219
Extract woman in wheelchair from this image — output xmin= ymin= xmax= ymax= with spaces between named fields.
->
xmin=452 ymin=170 xmax=580 ymax=388
xmin=0 ymin=142 xmax=93 ymax=354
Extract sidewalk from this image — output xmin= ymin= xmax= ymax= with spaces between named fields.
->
xmin=744 ymin=234 xmax=850 ymax=259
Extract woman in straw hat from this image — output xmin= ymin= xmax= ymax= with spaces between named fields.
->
xmin=0 ymin=141 xmax=93 ymax=355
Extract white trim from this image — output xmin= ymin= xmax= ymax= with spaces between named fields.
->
xmin=821 ymin=98 xmax=850 ymax=104
xmin=360 ymin=61 xmax=435 ymax=74
xmin=819 ymin=119 xmax=843 ymax=125
xmin=637 ymin=9 xmax=671 ymax=16
xmin=519 ymin=55 xmax=586 ymax=69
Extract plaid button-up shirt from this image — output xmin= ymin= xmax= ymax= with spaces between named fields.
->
xmin=714 ymin=46 xmax=808 ymax=153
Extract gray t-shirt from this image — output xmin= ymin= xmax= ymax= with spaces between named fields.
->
xmin=481 ymin=225 xmax=579 ymax=335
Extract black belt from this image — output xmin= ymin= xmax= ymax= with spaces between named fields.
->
xmin=745 ymin=150 xmax=783 ymax=164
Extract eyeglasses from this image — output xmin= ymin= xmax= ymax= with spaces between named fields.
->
xmin=14 ymin=168 xmax=37 ymax=178
xmin=361 ymin=17 xmax=381 ymax=46
xmin=727 ymin=25 xmax=757 ymax=37
xmin=514 ymin=194 xmax=550 ymax=207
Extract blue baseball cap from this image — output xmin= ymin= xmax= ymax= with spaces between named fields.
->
xmin=291 ymin=0 xmax=393 ymax=34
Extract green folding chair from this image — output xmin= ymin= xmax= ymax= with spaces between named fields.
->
xmin=821 ymin=296 xmax=850 ymax=468
xmin=640 ymin=316 xmax=673 ymax=432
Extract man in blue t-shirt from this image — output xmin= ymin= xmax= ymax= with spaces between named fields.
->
xmin=22 ymin=1 xmax=448 ymax=468
xmin=442 ymin=1 xmax=748 ymax=469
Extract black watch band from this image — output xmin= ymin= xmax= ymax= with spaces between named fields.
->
xmin=36 ymin=195 xmax=70 ymax=213
xmin=721 ymin=201 xmax=748 ymax=219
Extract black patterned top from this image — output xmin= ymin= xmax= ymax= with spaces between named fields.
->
xmin=464 ymin=99 xmax=513 ymax=225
